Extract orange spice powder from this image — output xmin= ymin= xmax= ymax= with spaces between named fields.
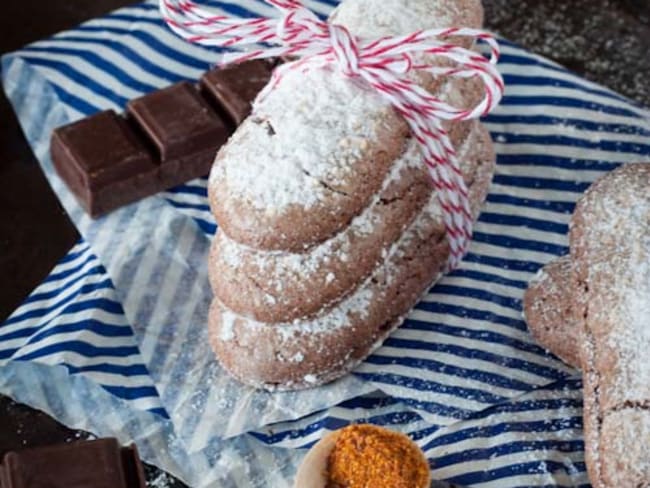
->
xmin=325 ymin=424 xmax=430 ymax=488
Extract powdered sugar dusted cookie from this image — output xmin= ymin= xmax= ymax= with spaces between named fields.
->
xmin=208 ymin=66 xmax=408 ymax=252
xmin=330 ymin=0 xmax=483 ymax=39
xmin=210 ymin=123 xmax=494 ymax=323
xmin=208 ymin=72 xmax=482 ymax=252
xmin=208 ymin=145 xmax=495 ymax=390
xmin=209 ymin=193 xmax=455 ymax=390
xmin=523 ymin=255 xmax=581 ymax=368
xmin=570 ymin=163 xmax=650 ymax=488
xmin=331 ymin=0 xmax=485 ymax=99
xmin=208 ymin=0 xmax=486 ymax=252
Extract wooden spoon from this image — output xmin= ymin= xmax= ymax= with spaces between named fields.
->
xmin=293 ymin=426 xmax=435 ymax=488
xmin=293 ymin=430 xmax=340 ymax=488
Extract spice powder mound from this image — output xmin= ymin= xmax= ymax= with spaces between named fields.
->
xmin=325 ymin=424 xmax=430 ymax=488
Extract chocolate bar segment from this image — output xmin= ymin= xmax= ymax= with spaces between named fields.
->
xmin=127 ymin=81 xmax=229 ymax=162
xmin=200 ymin=59 xmax=277 ymax=125
xmin=127 ymin=81 xmax=231 ymax=189
xmin=51 ymin=110 xmax=158 ymax=217
xmin=0 ymin=438 xmax=146 ymax=488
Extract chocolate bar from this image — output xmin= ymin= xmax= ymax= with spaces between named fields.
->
xmin=0 ymin=438 xmax=146 ymax=488
xmin=51 ymin=59 xmax=278 ymax=218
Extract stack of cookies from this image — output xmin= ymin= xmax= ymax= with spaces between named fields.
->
xmin=207 ymin=0 xmax=496 ymax=390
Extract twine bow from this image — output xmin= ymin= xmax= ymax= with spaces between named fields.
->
xmin=161 ymin=0 xmax=504 ymax=269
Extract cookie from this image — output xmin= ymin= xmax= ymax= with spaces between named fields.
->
xmin=208 ymin=193 xmax=454 ymax=390
xmin=570 ymin=163 xmax=650 ymax=488
xmin=208 ymin=0 xmax=486 ymax=252
xmin=331 ymin=0 xmax=485 ymax=98
xmin=206 ymin=0 xmax=495 ymax=392
xmin=208 ymin=73 xmax=482 ymax=252
xmin=330 ymin=0 xmax=484 ymax=46
xmin=208 ymin=66 xmax=409 ymax=252
xmin=523 ymin=255 xmax=581 ymax=368
xmin=210 ymin=123 xmax=494 ymax=323
xmin=208 ymin=145 xmax=495 ymax=390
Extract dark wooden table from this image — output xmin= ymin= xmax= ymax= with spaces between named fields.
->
xmin=1 ymin=1 xmax=649 ymax=486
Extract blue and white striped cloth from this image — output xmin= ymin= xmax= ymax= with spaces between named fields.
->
xmin=2 ymin=0 xmax=650 ymax=486
xmin=1 ymin=242 xmax=164 ymax=415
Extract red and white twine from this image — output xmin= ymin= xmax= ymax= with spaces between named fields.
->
xmin=160 ymin=0 xmax=504 ymax=269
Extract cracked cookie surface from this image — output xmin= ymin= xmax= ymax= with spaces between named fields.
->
xmin=210 ymin=123 xmax=493 ymax=323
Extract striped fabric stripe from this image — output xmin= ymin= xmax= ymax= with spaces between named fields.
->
xmin=251 ymin=379 xmax=588 ymax=487
xmin=0 ymin=360 xmax=304 ymax=488
xmin=0 ymin=241 xmax=165 ymax=416
xmin=2 ymin=0 xmax=650 ymax=485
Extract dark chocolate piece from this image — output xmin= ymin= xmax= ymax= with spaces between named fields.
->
xmin=51 ymin=110 xmax=158 ymax=217
xmin=51 ymin=60 xmax=281 ymax=218
xmin=0 ymin=438 xmax=146 ymax=488
xmin=200 ymin=59 xmax=276 ymax=125
xmin=127 ymin=81 xmax=231 ymax=189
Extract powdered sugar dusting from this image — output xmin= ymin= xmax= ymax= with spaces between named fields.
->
xmin=330 ymin=0 xmax=482 ymax=39
xmin=303 ymin=374 xmax=318 ymax=384
xmin=605 ymin=233 xmax=650 ymax=403
xmin=210 ymin=66 xmax=391 ymax=212
xmin=528 ymin=266 xmax=548 ymax=287
xmin=601 ymin=408 xmax=650 ymax=485
xmin=210 ymin=0 xmax=486 ymax=215
xmin=217 ymin=188 xmax=444 ymax=342
xmin=574 ymin=164 xmax=650 ymax=487
xmin=216 ymin=123 xmax=478 ymax=283
xmin=581 ymin=165 xmax=650 ymax=406
xmin=216 ymin=139 xmax=420 ymax=276
xmin=219 ymin=309 xmax=237 ymax=341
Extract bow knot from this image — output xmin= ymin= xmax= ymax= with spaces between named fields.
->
xmin=160 ymin=0 xmax=504 ymax=269
xmin=329 ymin=24 xmax=361 ymax=77
xmin=275 ymin=6 xmax=320 ymax=45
